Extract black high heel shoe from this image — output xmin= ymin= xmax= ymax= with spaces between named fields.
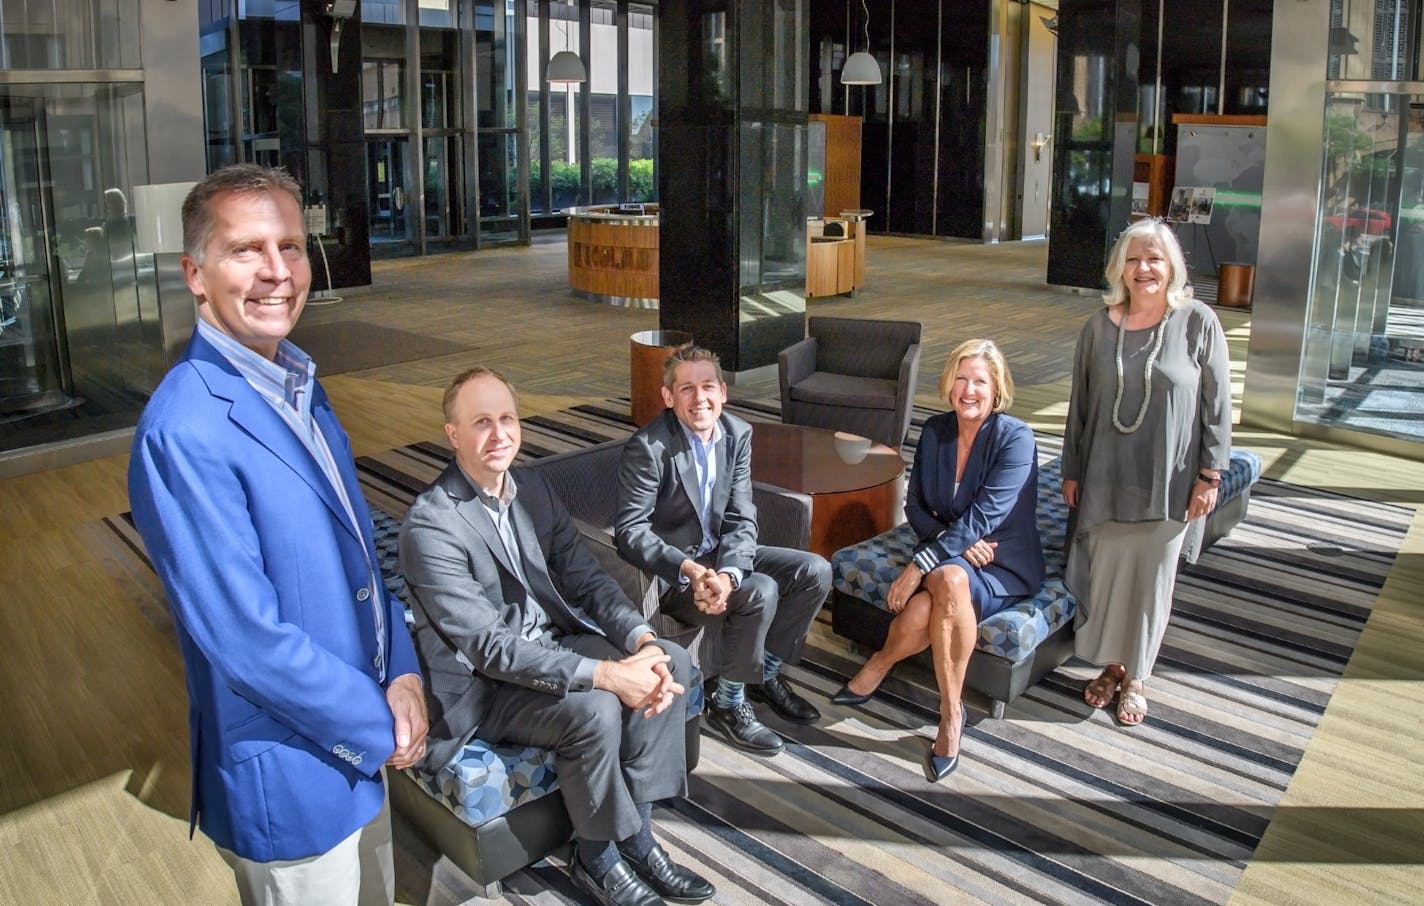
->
xmin=922 ymin=707 xmax=968 ymax=783
xmin=830 ymin=683 xmax=877 ymax=706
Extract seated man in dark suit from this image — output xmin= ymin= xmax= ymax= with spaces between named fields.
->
xmin=400 ymin=367 xmax=714 ymax=906
xmin=615 ymin=346 xmax=833 ymax=756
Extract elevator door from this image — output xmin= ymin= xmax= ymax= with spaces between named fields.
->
xmin=0 ymin=99 xmax=67 ymax=417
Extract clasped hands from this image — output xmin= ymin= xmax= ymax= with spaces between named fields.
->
xmin=884 ymin=539 xmax=997 ymax=613
xmin=594 ymin=639 xmax=686 ymax=719
xmin=681 ymin=560 xmax=731 ymax=615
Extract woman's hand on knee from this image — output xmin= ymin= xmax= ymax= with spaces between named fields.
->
xmin=886 ymin=562 xmax=923 ymax=613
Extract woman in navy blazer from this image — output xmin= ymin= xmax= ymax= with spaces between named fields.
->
xmin=833 ymin=339 xmax=1044 ymax=781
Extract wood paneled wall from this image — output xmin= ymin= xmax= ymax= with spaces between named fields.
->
xmin=810 ymin=114 xmax=862 ymax=218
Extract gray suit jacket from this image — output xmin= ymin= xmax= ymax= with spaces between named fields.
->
xmin=400 ymin=462 xmax=649 ymax=771
xmin=614 ymin=409 xmax=759 ymax=586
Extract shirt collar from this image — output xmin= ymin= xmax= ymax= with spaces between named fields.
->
xmin=678 ymin=418 xmax=723 ymax=450
xmin=197 ymin=318 xmax=316 ymax=415
xmin=461 ymin=465 xmax=518 ymax=510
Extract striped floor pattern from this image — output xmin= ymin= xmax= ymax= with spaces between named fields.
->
xmin=88 ymin=400 xmax=1412 ymax=905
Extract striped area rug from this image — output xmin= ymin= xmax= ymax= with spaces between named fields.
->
xmin=88 ymin=399 xmax=1411 ymax=905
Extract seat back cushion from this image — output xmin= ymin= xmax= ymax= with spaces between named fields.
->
xmin=809 ymin=316 xmax=922 ymax=380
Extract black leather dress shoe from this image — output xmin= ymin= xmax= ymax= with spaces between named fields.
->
xmin=747 ymin=675 xmax=821 ymax=724
xmin=569 ymin=852 xmax=662 ymax=906
xmin=830 ymin=683 xmax=875 ymax=706
xmin=618 ymin=844 xmax=716 ymax=904
xmin=704 ymin=701 xmax=784 ymax=755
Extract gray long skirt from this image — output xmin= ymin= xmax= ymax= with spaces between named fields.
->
xmin=1066 ymin=518 xmax=1188 ymax=680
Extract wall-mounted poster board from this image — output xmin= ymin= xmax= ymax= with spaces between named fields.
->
xmin=1170 ymin=114 xmax=1267 ymax=279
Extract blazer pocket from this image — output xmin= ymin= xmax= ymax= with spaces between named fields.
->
xmin=228 ymin=712 xmax=300 ymax=764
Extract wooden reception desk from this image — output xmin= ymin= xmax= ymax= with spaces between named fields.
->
xmin=566 ymin=204 xmax=660 ymax=307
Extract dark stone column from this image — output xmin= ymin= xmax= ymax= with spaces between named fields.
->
xmin=657 ymin=0 xmax=809 ymax=372
xmin=301 ymin=6 xmax=372 ymax=289
xmin=1047 ymin=0 xmax=1141 ymax=289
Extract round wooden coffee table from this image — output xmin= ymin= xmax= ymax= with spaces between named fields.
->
xmin=750 ymin=423 xmax=905 ymax=558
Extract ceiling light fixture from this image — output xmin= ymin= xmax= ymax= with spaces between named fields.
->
xmin=841 ymin=0 xmax=882 ymax=86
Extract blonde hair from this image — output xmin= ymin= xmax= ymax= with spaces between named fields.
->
xmin=1102 ymin=218 xmax=1194 ymax=310
xmin=938 ymin=338 xmax=1014 ymax=413
xmin=663 ymin=345 xmax=724 ymax=388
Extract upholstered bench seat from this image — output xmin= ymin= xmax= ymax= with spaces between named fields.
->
xmin=830 ymin=449 xmax=1263 ymax=718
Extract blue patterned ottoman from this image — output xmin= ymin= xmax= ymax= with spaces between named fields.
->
xmin=829 ymin=450 xmax=1262 ymax=717
xmin=369 ymin=508 xmax=704 ymax=894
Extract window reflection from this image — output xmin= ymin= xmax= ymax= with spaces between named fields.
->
xmin=1297 ymin=88 xmax=1424 ymax=443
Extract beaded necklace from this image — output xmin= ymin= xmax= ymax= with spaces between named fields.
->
xmin=1111 ymin=306 xmax=1169 ymax=434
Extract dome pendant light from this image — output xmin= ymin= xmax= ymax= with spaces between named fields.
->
xmin=547 ymin=16 xmax=587 ymax=84
xmin=842 ymin=0 xmax=882 ymax=86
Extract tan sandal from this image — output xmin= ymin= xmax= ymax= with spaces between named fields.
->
xmin=1083 ymin=666 xmax=1123 ymax=709
xmin=1116 ymin=679 xmax=1148 ymax=726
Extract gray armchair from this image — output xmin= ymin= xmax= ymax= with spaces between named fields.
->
xmin=779 ymin=316 xmax=923 ymax=448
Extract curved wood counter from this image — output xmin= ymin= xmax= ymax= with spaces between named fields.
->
xmin=566 ymin=204 xmax=660 ymax=307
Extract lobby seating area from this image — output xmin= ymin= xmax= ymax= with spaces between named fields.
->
xmin=4 ymin=237 xmax=1423 ymax=905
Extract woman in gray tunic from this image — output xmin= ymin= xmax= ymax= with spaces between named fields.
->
xmin=1062 ymin=218 xmax=1232 ymax=726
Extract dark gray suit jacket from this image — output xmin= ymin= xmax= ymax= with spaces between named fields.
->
xmin=614 ymin=409 xmax=759 ymax=586
xmin=400 ymin=462 xmax=650 ymax=771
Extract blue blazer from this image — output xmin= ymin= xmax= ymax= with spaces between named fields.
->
xmin=906 ymin=411 xmax=1045 ymax=598
xmin=128 ymin=330 xmax=420 ymax=863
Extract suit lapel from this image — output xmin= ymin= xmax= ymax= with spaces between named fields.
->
xmin=669 ymin=418 xmax=704 ymax=515
xmin=437 ymin=465 xmax=521 ymax=579
xmin=189 ymin=337 xmax=359 ymax=542
xmin=710 ymin=422 xmax=733 ymax=518
xmin=509 ymin=497 xmax=566 ymax=610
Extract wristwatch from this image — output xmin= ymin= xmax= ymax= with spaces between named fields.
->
xmin=1198 ymin=470 xmax=1221 ymax=486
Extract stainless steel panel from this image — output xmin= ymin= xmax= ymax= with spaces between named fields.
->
xmin=1241 ymin=0 xmax=1329 ymax=434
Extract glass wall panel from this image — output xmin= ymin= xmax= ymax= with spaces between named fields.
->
xmin=0 ymin=0 xmax=141 ymax=70
xmin=1296 ymin=83 xmax=1424 ymax=443
xmin=477 ymin=130 xmax=522 ymax=241
xmin=628 ymin=3 xmax=655 ymax=203
xmin=1 ymin=82 xmax=156 ymax=455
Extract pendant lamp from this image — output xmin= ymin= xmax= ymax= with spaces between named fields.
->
xmin=547 ymin=18 xmax=587 ymax=84
xmin=841 ymin=0 xmax=882 ymax=85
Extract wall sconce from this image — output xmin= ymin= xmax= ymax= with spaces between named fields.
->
xmin=1030 ymin=132 xmax=1053 ymax=162
xmin=547 ymin=19 xmax=587 ymax=84
xmin=841 ymin=0 xmax=882 ymax=85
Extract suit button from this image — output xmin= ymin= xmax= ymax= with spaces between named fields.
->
xmin=356 ymin=588 xmax=371 ymax=602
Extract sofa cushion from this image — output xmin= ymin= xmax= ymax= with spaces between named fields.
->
xmin=789 ymin=372 xmax=898 ymax=410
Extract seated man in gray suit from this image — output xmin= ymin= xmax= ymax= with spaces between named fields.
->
xmin=615 ymin=346 xmax=832 ymax=756
xmin=400 ymin=367 xmax=714 ymax=906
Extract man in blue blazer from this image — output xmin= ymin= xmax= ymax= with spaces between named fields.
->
xmin=128 ymin=165 xmax=426 ymax=905
xmin=615 ymin=346 xmax=832 ymax=757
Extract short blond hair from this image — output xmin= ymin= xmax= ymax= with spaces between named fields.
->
xmin=938 ymin=338 xmax=1014 ymax=413
xmin=442 ymin=366 xmax=517 ymax=424
xmin=663 ymin=345 xmax=723 ymax=388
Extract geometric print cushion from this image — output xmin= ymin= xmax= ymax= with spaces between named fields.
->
xmin=830 ymin=450 xmax=1260 ymax=665
xmin=404 ymin=676 xmax=705 ymax=829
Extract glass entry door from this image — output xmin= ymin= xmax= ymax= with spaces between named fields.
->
xmin=367 ymin=137 xmax=412 ymax=245
xmin=0 ymin=98 xmax=67 ymax=417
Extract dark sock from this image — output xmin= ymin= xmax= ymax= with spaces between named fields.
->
xmin=577 ymin=838 xmax=621 ymax=881
xmin=619 ymin=802 xmax=656 ymax=861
